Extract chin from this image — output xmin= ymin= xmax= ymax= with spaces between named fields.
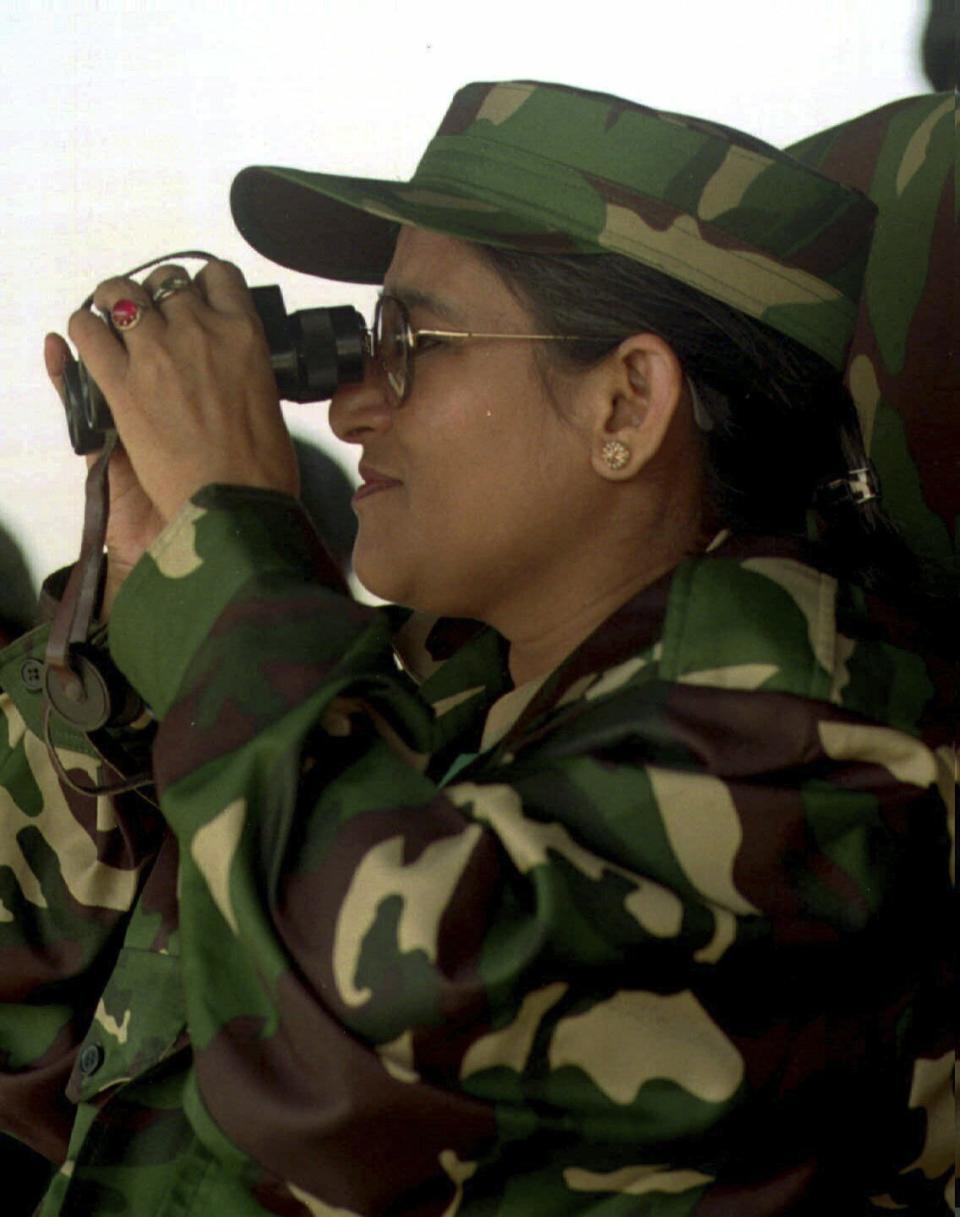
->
xmin=352 ymin=547 xmax=473 ymax=619
xmin=352 ymin=543 xmax=416 ymax=609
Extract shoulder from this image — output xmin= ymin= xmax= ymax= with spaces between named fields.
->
xmin=482 ymin=535 xmax=947 ymax=773
xmin=660 ymin=536 xmax=944 ymax=740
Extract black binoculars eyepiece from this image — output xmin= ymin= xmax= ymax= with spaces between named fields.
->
xmin=62 ymin=286 xmax=367 ymax=455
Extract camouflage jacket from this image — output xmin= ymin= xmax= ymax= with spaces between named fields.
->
xmin=0 ymin=487 xmax=954 ymax=1216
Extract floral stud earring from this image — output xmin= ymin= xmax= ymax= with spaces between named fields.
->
xmin=601 ymin=440 xmax=631 ymax=471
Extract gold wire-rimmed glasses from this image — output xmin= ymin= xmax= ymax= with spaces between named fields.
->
xmin=370 ymin=294 xmax=616 ymax=403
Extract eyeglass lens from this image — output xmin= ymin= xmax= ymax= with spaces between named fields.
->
xmin=373 ymin=296 xmax=408 ymax=402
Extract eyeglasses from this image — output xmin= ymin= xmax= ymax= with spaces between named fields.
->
xmin=369 ymin=294 xmax=616 ymax=404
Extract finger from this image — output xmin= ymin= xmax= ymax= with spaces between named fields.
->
xmin=43 ymin=331 xmax=70 ymax=390
xmin=143 ymin=263 xmax=203 ymax=313
xmin=88 ymin=282 xmax=160 ymax=357
xmin=68 ymin=306 xmax=130 ymax=391
xmin=91 ymin=275 xmax=153 ymax=316
xmin=195 ymin=258 xmax=256 ymax=315
xmin=43 ymin=331 xmax=77 ymax=421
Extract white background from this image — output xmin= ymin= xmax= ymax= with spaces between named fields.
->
xmin=0 ymin=0 xmax=929 ymax=595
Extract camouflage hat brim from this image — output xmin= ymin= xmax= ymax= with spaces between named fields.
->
xmin=231 ymin=81 xmax=878 ymax=370
xmin=230 ymin=166 xmax=571 ymax=285
xmin=230 ymin=168 xmax=402 ymax=285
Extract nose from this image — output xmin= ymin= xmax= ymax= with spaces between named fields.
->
xmin=328 ymin=357 xmax=395 ymax=445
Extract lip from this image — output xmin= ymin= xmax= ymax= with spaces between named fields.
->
xmin=354 ymin=463 xmax=402 ymax=504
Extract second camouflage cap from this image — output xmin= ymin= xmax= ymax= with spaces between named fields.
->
xmin=231 ymin=80 xmax=877 ymax=369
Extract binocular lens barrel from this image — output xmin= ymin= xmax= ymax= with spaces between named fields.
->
xmin=252 ymin=286 xmax=365 ymax=403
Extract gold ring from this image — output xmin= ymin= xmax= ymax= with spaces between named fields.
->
xmin=152 ymin=275 xmax=193 ymax=305
xmin=110 ymin=298 xmax=148 ymax=331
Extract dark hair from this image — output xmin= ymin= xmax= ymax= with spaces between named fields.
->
xmin=479 ymin=245 xmax=938 ymax=612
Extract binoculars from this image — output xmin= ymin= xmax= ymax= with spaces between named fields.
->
xmin=61 ymin=286 xmax=366 ymax=455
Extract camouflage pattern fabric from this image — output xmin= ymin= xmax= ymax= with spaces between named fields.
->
xmin=0 ymin=486 xmax=953 ymax=1215
xmin=788 ymin=92 xmax=958 ymax=581
xmin=230 ymin=80 xmax=877 ymax=370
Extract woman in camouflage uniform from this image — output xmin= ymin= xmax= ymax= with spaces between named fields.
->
xmin=0 ymin=82 xmax=953 ymax=1216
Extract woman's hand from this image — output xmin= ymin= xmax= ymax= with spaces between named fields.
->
xmin=67 ymin=259 xmax=299 ymax=525
xmin=44 ymin=259 xmax=299 ymax=615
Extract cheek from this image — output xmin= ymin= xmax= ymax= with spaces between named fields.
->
xmin=402 ymin=394 xmax=508 ymax=495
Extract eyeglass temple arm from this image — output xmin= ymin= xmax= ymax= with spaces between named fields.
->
xmin=411 ymin=328 xmax=603 ymax=343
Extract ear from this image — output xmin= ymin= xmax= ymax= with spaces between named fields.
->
xmin=586 ymin=333 xmax=686 ymax=481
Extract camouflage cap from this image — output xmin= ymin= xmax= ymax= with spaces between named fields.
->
xmin=231 ymin=80 xmax=878 ymax=369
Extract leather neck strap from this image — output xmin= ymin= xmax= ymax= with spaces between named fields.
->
xmin=45 ymin=432 xmax=116 ymax=691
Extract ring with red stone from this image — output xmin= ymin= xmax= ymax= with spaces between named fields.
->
xmin=110 ymin=298 xmax=148 ymax=332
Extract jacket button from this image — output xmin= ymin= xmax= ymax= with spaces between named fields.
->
xmin=20 ymin=660 xmax=44 ymax=692
xmin=78 ymin=1043 xmax=105 ymax=1077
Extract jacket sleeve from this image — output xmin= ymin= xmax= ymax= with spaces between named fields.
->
xmin=0 ymin=628 xmax=165 ymax=1164
xmin=108 ymin=486 xmax=956 ymax=1217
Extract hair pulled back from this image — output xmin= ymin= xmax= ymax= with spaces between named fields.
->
xmin=480 ymin=245 xmax=930 ymax=609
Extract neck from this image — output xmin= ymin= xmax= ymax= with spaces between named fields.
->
xmin=502 ymin=566 xmax=671 ymax=687
xmin=498 ymin=509 xmax=703 ymax=687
